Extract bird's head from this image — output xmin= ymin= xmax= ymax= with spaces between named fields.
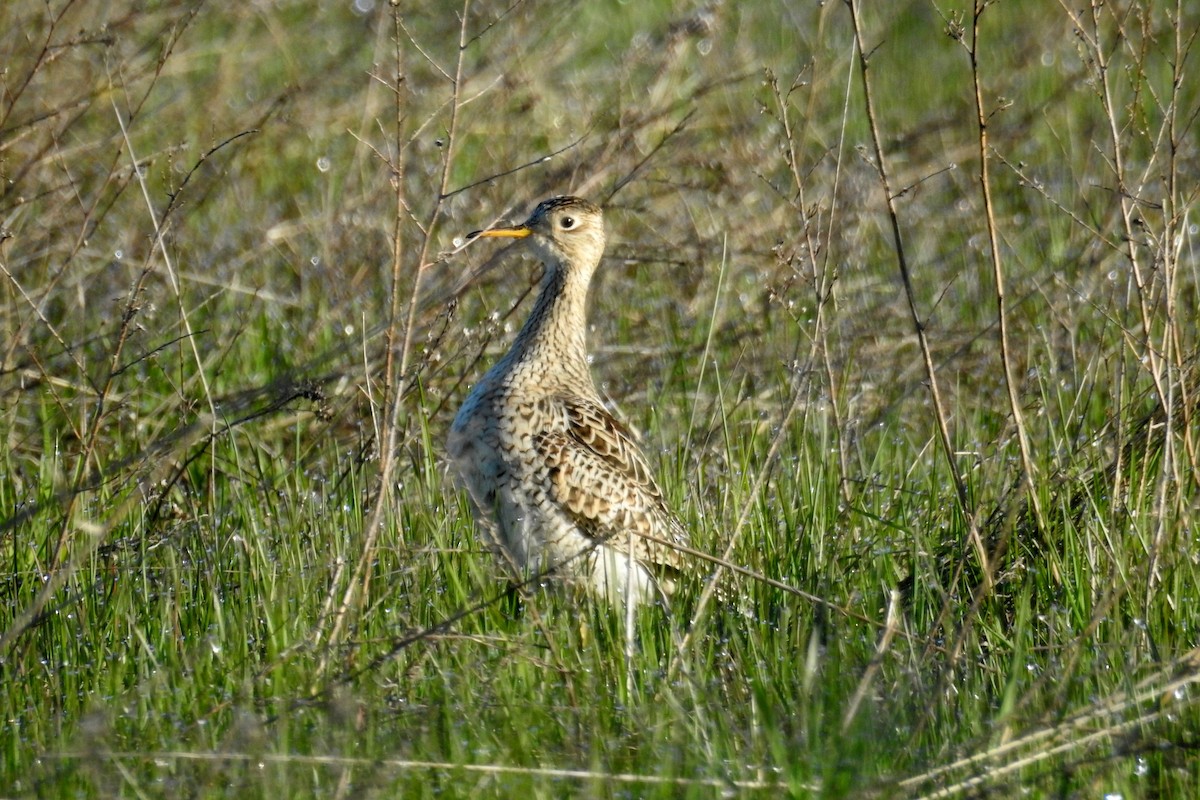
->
xmin=469 ymin=196 xmax=606 ymax=276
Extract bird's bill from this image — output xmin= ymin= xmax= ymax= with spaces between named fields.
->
xmin=468 ymin=226 xmax=532 ymax=240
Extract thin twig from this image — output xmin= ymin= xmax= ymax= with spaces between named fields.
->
xmin=841 ymin=589 xmax=901 ymax=732
xmin=42 ymin=749 xmax=796 ymax=792
xmin=964 ymin=0 xmax=1048 ymax=548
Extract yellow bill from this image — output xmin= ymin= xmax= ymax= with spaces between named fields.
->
xmin=468 ymin=225 xmax=532 ymax=240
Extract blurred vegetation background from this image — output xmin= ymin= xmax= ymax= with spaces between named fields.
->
xmin=2 ymin=0 xmax=1197 ymax=797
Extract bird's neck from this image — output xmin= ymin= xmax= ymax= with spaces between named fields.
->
xmin=507 ymin=261 xmax=595 ymax=391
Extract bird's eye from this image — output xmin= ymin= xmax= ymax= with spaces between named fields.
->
xmin=559 ymin=216 xmax=576 ymax=229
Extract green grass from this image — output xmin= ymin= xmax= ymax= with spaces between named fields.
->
xmin=3 ymin=0 xmax=1199 ymax=797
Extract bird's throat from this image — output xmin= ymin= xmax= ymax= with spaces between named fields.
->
xmin=508 ymin=264 xmax=593 ymax=391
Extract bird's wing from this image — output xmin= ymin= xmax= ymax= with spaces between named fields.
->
xmin=534 ymin=395 xmax=690 ymax=572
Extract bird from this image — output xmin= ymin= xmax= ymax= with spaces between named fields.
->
xmin=447 ymin=196 xmax=691 ymax=608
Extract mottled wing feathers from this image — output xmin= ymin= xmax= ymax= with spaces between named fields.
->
xmin=535 ymin=395 xmax=689 ymax=573
xmin=562 ymin=396 xmax=660 ymax=496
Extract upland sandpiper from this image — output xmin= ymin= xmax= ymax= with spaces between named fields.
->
xmin=448 ymin=196 xmax=690 ymax=607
